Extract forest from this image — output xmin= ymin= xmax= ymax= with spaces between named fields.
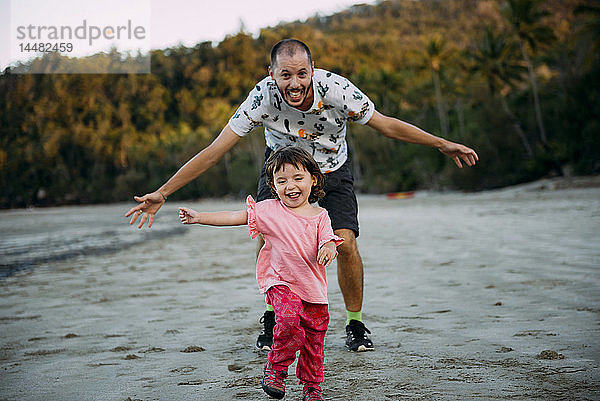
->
xmin=0 ymin=0 xmax=598 ymax=208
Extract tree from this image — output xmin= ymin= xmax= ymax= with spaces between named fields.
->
xmin=501 ymin=0 xmax=555 ymax=148
xmin=468 ymin=26 xmax=533 ymax=157
xmin=574 ymin=2 xmax=600 ymax=70
xmin=423 ymin=34 xmax=451 ymax=138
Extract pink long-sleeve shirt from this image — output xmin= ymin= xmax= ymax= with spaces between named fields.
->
xmin=247 ymin=196 xmax=343 ymax=304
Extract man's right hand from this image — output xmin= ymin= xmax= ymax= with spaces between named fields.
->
xmin=125 ymin=191 xmax=165 ymax=228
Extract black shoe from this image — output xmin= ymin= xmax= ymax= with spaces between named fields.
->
xmin=345 ymin=320 xmax=374 ymax=352
xmin=256 ymin=310 xmax=275 ymax=350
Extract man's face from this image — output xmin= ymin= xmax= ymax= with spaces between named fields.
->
xmin=269 ymin=51 xmax=314 ymax=111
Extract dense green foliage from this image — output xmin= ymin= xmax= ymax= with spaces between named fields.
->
xmin=1 ymin=0 xmax=598 ymax=208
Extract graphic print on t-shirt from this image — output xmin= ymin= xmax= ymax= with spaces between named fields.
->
xmin=229 ymin=69 xmax=375 ymax=173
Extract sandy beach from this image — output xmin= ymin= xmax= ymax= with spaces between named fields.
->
xmin=1 ymin=178 xmax=599 ymax=400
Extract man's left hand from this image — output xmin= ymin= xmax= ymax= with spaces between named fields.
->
xmin=438 ymin=141 xmax=479 ymax=168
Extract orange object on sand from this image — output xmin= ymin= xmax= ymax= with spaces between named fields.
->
xmin=386 ymin=191 xmax=415 ymax=199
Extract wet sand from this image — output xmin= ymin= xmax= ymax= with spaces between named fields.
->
xmin=1 ymin=179 xmax=599 ymax=400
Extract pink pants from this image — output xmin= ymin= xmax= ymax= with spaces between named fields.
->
xmin=266 ymin=285 xmax=329 ymax=385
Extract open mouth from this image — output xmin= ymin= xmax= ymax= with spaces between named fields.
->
xmin=286 ymin=88 xmax=304 ymax=103
xmin=285 ymin=191 xmax=302 ymax=200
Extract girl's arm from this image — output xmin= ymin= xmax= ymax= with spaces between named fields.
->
xmin=179 ymin=207 xmax=248 ymax=226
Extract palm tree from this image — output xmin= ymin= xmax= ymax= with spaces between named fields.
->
xmin=574 ymin=2 xmax=600 ymax=70
xmin=468 ymin=26 xmax=533 ymax=157
xmin=424 ymin=34 xmax=450 ymax=138
xmin=501 ymin=0 xmax=555 ymax=148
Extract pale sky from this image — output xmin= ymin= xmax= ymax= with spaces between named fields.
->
xmin=1 ymin=0 xmax=377 ymax=71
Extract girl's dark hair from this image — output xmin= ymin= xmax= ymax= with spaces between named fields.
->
xmin=265 ymin=146 xmax=325 ymax=204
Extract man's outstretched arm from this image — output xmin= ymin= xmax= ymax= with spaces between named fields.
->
xmin=366 ymin=110 xmax=478 ymax=168
xmin=125 ymin=124 xmax=241 ymax=228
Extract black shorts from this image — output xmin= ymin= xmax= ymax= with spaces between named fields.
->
xmin=256 ymin=147 xmax=360 ymax=237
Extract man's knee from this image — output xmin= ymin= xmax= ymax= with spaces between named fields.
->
xmin=334 ymin=228 xmax=360 ymax=258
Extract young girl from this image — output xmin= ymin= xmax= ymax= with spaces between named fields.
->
xmin=178 ymin=146 xmax=343 ymax=401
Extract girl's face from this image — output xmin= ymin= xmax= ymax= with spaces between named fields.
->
xmin=272 ymin=163 xmax=316 ymax=209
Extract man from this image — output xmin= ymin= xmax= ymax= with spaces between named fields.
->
xmin=126 ymin=39 xmax=478 ymax=352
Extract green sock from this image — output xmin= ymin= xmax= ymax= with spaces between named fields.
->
xmin=346 ymin=310 xmax=362 ymax=325
xmin=266 ymin=304 xmax=274 ymax=312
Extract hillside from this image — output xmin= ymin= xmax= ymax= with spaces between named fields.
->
xmin=0 ymin=0 xmax=598 ymax=207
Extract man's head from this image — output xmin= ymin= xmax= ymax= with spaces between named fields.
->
xmin=269 ymin=39 xmax=314 ymax=111
xmin=270 ymin=39 xmax=312 ymax=68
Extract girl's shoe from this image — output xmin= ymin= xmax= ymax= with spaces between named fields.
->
xmin=302 ymin=384 xmax=324 ymax=401
xmin=261 ymin=361 xmax=287 ymax=399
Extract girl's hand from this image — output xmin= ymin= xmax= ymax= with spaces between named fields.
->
xmin=318 ymin=241 xmax=337 ymax=267
xmin=178 ymin=207 xmax=200 ymax=224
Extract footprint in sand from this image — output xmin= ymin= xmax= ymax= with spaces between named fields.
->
xmin=181 ymin=346 xmax=205 ymax=353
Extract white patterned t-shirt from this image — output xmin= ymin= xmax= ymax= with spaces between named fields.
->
xmin=228 ymin=69 xmax=375 ymax=173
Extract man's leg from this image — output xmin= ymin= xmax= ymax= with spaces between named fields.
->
xmin=335 ymin=228 xmax=373 ymax=351
xmin=334 ymin=228 xmax=363 ymax=313
xmin=256 ymin=235 xmax=275 ymax=350
xmin=319 ymin=158 xmax=374 ymax=351
xmin=256 ymin=148 xmax=276 ymax=350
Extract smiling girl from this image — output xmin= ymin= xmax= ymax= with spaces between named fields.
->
xmin=178 ymin=146 xmax=343 ymax=401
